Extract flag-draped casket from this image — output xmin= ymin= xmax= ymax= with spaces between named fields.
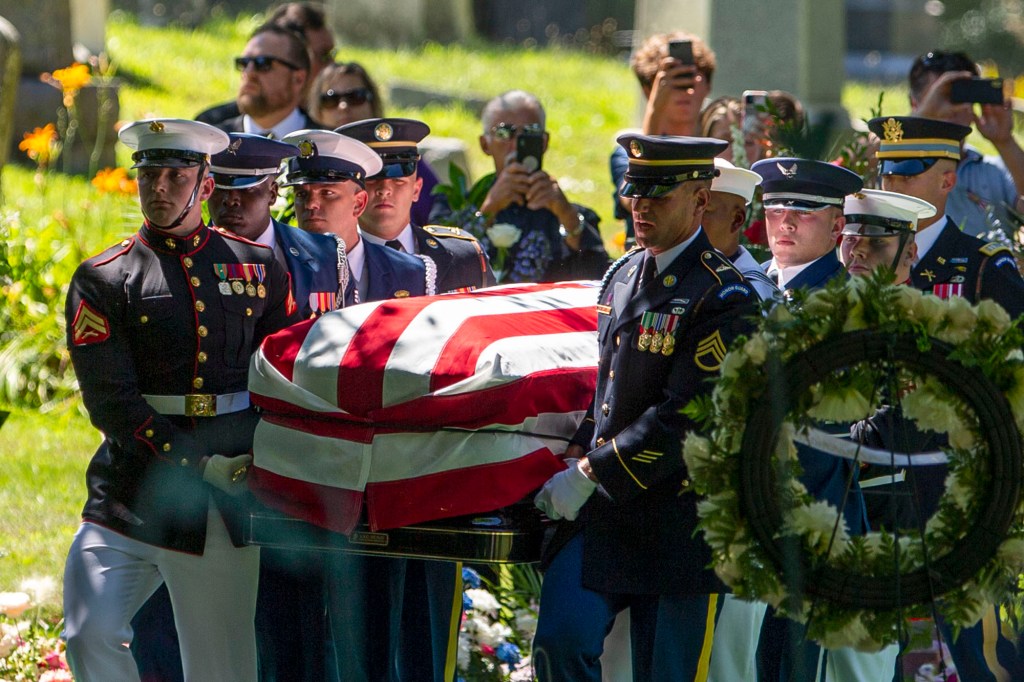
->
xmin=248 ymin=282 xmax=600 ymax=535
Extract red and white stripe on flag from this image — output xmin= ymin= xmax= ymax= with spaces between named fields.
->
xmin=248 ymin=282 xmax=601 ymax=534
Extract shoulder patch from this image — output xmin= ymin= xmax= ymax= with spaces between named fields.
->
xmin=718 ymin=282 xmax=752 ymax=300
xmin=993 ymin=254 xmax=1019 ymax=270
xmin=72 ymin=300 xmax=111 ymax=346
xmin=980 ymin=242 xmax=1011 ymax=257
xmin=423 ymin=225 xmax=480 ymax=242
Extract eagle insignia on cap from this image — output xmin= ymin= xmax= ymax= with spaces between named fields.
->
xmin=298 ymin=140 xmax=316 ymax=158
xmin=777 ymin=162 xmax=797 ymax=178
xmin=882 ymin=117 xmax=903 ymax=142
xmin=629 ymin=140 xmax=643 ymax=158
xmin=149 ymin=121 xmax=165 ymax=133
xmin=226 ymin=138 xmax=243 ymax=155
xmin=374 ymin=122 xmax=394 ymax=141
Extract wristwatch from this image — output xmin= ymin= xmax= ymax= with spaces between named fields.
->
xmin=559 ymin=212 xmax=586 ymax=240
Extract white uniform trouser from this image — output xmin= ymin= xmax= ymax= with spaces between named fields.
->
xmin=62 ymin=503 xmax=260 ymax=682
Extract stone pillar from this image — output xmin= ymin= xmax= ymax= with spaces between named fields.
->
xmin=0 ymin=0 xmax=118 ymax=176
xmin=633 ymin=0 xmax=849 ymax=128
xmin=0 ymin=16 xmax=20 ymax=202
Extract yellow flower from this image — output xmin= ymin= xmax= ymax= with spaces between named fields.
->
xmin=92 ymin=167 xmax=138 ymax=195
xmin=612 ymin=230 xmax=626 ymax=252
xmin=18 ymin=124 xmax=57 ymax=164
xmin=49 ymin=62 xmax=91 ymax=93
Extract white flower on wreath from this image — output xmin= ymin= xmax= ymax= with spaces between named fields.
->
xmin=785 ymin=500 xmax=850 ymax=556
xmin=976 ymin=299 xmax=1012 ymax=335
xmin=936 ymin=295 xmax=977 ymax=344
xmin=743 ymin=334 xmax=768 ymax=365
xmin=818 ymin=614 xmax=874 ymax=651
xmin=486 ymin=222 xmax=521 ymax=249
xmin=996 ymin=537 xmax=1024 ymax=572
xmin=682 ymin=433 xmax=714 ymax=477
xmin=901 ymin=378 xmax=967 ymax=438
xmin=807 ymin=385 xmax=872 ymax=422
xmin=945 ymin=472 xmax=972 ymax=511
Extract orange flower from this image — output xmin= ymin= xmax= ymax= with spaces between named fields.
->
xmin=92 ymin=167 xmax=138 ymax=195
xmin=612 ymin=229 xmax=627 ymax=252
xmin=49 ymin=63 xmax=91 ymax=93
xmin=18 ymin=124 xmax=57 ymax=164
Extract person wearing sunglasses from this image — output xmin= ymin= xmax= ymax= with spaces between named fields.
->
xmin=209 ymin=24 xmax=325 ymax=138
xmin=908 ymin=49 xmax=1024 ymax=238
xmin=464 ymin=90 xmax=608 ymax=282
xmin=197 ymin=2 xmax=335 ymax=128
xmin=309 ymin=62 xmax=446 ymax=228
xmin=340 ymin=117 xmax=495 ymax=295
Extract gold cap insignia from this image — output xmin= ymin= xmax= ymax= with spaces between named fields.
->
xmin=629 ymin=140 xmax=643 ymax=158
xmin=426 ymin=238 xmax=439 ymax=247
xmin=374 ymin=122 xmax=394 ymax=141
xmin=227 ymin=138 xmax=243 ymax=155
xmin=777 ymin=162 xmax=797 ymax=178
xmin=149 ymin=121 xmax=165 ymax=133
xmin=298 ymin=140 xmax=315 ymax=158
xmin=882 ymin=117 xmax=903 ymax=142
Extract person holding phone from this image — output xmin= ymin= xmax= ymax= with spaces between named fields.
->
xmin=467 ymin=89 xmax=609 ymax=282
xmin=909 ymin=50 xmax=1024 ymax=236
xmin=611 ymin=32 xmax=716 ymax=246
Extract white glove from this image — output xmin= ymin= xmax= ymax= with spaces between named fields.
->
xmin=534 ymin=460 xmax=597 ymax=521
xmin=202 ymin=454 xmax=253 ymax=497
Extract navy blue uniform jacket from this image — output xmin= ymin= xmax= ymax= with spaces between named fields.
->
xmin=546 ymin=230 xmax=758 ymax=595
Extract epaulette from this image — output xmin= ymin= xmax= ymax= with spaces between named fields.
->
xmin=598 ymin=245 xmax=643 ymax=300
xmin=93 ymin=236 xmax=136 ymax=266
xmin=214 ymin=226 xmax=271 ymax=249
xmin=423 ymin=225 xmax=481 ymax=242
xmin=980 ymin=241 xmax=1011 ymax=257
xmin=699 ymin=250 xmax=742 ymax=285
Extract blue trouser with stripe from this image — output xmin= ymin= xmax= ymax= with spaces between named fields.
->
xmin=533 ymin=533 xmax=721 ymax=682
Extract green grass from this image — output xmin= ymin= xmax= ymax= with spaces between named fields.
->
xmin=0 ymin=409 xmax=93 ymax=603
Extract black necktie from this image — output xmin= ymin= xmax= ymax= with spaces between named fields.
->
xmin=385 ymin=239 xmax=403 ymax=252
xmin=636 ymin=254 xmax=657 ymax=292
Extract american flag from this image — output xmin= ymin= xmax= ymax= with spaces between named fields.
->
xmin=248 ymin=282 xmax=600 ymax=534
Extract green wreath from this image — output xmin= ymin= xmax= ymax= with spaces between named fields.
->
xmin=683 ymin=272 xmax=1024 ymax=650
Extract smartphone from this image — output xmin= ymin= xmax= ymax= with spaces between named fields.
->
xmin=950 ymin=77 xmax=1005 ymax=105
xmin=516 ymin=131 xmax=544 ymax=173
xmin=742 ymin=90 xmax=768 ymax=135
xmin=668 ymin=39 xmax=693 ymax=66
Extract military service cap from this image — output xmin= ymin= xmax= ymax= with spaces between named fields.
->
xmin=209 ymin=133 xmax=299 ymax=189
xmin=119 ymin=118 xmax=229 ymax=169
xmin=616 ymin=134 xmax=727 ymax=198
xmin=336 ymin=118 xmax=429 ymax=179
xmin=280 ymin=129 xmax=382 ymax=187
xmin=867 ymin=115 xmax=970 ymax=177
xmin=711 ymin=158 xmax=762 ymax=204
xmin=752 ymin=157 xmax=863 ymax=211
xmin=842 ymin=189 xmax=936 ymax=237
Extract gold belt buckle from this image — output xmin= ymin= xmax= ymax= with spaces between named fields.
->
xmin=184 ymin=394 xmax=216 ymax=417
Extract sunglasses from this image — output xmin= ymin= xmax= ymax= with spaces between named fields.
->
xmin=319 ymin=87 xmax=373 ymax=108
xmin=234 ymin=55 xmax=301 ymax=72
xmin=488 ymin=122 xmax=543 ymax=141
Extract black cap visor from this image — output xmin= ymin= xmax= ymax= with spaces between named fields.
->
xmin=879 ymin=158 xmax=940 ymax=177
xmin=131 ymin=149 xmax=206 ymax=169
xmin=212 ymin=173 xmax=272 ymax=190
xmin=369 ymin=161 xmax=418 ymax=180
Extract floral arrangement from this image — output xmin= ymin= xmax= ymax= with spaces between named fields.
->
xmin=683 ymin=272 xmax=1024 ymax=650
xmin=484 ymin=223 xmax=522 ymax=282
xmin=457 ymin=566 xmax=538 ymax=682
xmin=0 ymin=578 xmax=73 ymax=681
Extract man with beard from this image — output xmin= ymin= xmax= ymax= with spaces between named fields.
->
xmin=214 ymin=24 xmax=323 ymax=137
xmin=62 ymin=118 xmax=300 ymax=681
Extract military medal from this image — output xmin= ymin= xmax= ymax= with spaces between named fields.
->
xmin=651 ymin=331 xmax=664 ymax=353
xmin=253 ymin=264 xmax=267 ymax=298
xmin=239 ymin=263 xmax=257 ymax=297
xmin=637 ymin=312 xmax=654 ymax=351
xmin=661 ymin=315 xmax=679 ymax=356
xmin=662 ymin=334 xmax=675 ymax=356
xmin=246 ymin=283 xmax=257 ymax=297
xmin=214 ymin=264 xmax=232 ymax=295
xmin=231 ymin=281 xmax=245 ymax=295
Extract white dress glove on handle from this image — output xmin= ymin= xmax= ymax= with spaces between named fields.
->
xmin=202 ymin=454 xmax=253 ymax=497
xmin=534 ymin=460 xmax=597 ymax=521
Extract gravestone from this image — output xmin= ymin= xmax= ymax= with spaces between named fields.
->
xmin=0 ymin=0 xmax=118 ymax=175
xmin=326 ymin=0 xmax=474 ymax=47
xmin=0 ymin=16 xmax=19 ymax=202
xmin=633 ymin=0 xmax=850 ymax=130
